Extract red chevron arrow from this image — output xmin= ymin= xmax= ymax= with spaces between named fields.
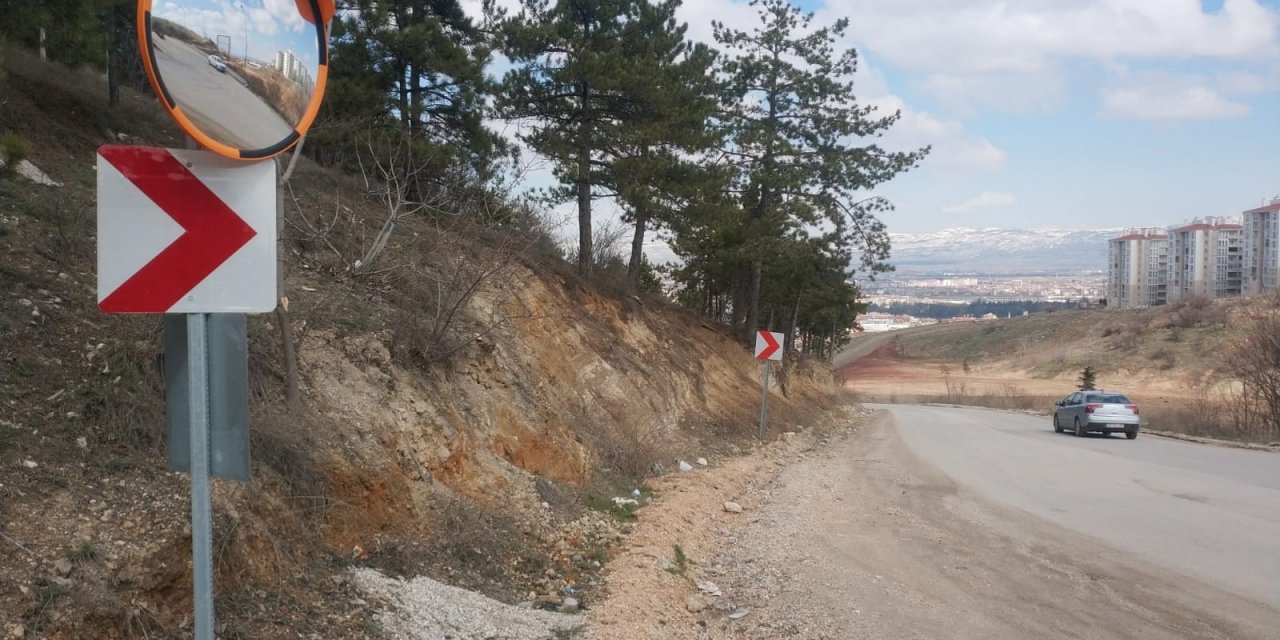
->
xmin=98 ymin=146 xmax=257 ymax=313
xmin=756 ymin=330 xmax=781 ymax=360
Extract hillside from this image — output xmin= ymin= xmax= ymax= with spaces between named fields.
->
xmin=838 ymin=296 xmax=1277 ymax=441
xmin=0 ymin=47 xmax=844 ymax=638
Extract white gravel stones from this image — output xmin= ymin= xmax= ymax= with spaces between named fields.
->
xmin=350 ymin=567 xmax=582 ymax=640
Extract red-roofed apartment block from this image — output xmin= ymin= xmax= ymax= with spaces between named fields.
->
xmin=1167 ymin=216 xmax=1244 ymax=301
xmin=1107 ymin=228 xmax=1169 ymax=309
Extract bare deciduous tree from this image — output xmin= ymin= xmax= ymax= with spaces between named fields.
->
xmin=1222 ymin=295 xmax=1280 ymax=439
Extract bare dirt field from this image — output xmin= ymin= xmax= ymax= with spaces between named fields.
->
xmin=838 ymin=341 xmax=1186 ymax=406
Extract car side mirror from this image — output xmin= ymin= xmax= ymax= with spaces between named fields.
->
xmin=1054 ymin=401 xmax=1063 ymax=407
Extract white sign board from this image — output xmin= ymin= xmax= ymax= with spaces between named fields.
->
xmin=755 ymin=331 xmax=784 ymax=361
xmin=97 ymin=145 xmax=275 ymax=313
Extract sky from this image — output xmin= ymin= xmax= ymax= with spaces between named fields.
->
xmin=156 ymin=0 xmax=318 ymax=68
xmin=474 ymin=0 xmax=1280 ymax=240
xmin=682 ymin=0 xmax=1280 ymax=233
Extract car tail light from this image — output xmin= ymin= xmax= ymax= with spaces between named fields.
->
xmin=1126 ymin=404 xmax=1139 ymax=415
xmin=1085 ymin=403 xmax=1101 ymax=413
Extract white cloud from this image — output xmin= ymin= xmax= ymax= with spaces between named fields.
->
xmin=825 ymin=0 xmax=1280 ymax=74
xmin=1101 ymin=75 xmax=1251 ymax=120
xmin=918 ymin=71 xmax=1070 ymax=117
xmin=866 ymin=91 xmax=1006 ymax=175
xmin=943 ymin=191 xmax=1016 ymax=213
xmin=818 ymin=0 xmax=1280 ymax=113
xmin=1216 ymin=69 xmax=1277 ymax=94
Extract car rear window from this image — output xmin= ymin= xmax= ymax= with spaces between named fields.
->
xmin=1089 ymin=394 xmax=1130 ymax=404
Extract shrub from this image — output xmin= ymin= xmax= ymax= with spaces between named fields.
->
xmin=1220 ymin=296 xmax=1280 ymax=440
xmin=585 ymin=418 xmax=671 ymax=483
xmin=0 ymin=131 xmax=30 ymax=178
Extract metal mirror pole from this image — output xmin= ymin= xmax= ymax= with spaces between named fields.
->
xmin=184 ymin=136 xmax=215 ymax=640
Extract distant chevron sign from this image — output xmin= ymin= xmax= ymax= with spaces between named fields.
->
xmin=755 ymin=331 xmax=783 ymax=361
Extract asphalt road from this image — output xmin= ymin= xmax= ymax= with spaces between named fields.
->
xmin=875 ymin=403 xmax=1280 ymax=607
xmin=150 ymin=37 xmax=293 ymax=149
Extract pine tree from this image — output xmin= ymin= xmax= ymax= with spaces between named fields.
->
xmin=1078 ymin=366 xmax=1098 ymax=391
xmin=713 ymin=0 xmax=927 ymax=342
xmin=498 ymin=0 xmax=677 ymax=278
xmin=607 ymin=0 xmax=720 ymax=283
xmin=319 ymin=0 xmax=503 ymax=175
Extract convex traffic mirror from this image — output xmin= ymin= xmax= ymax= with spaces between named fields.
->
xmin=138 ymin=0 xmax=334 ymax=160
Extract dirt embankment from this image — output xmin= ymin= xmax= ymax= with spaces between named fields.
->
xmin=0 ymin=46 xmax=841 ymax=638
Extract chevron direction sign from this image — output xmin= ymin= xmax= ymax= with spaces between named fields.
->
xmin=96 ymin=145 xmax=275 ymax=313
xmin=755 ymin=330 xmax=784 ymax=361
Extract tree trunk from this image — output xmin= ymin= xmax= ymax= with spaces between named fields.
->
xmin=786 ymin=287 xmax=802 ymax=353
xmin=408 ymin=65 xmax=421 ymax=131
xmin=744 ymin=257 xmax=763 ymax=339
xmin=627 ymin=203 xmax=648 ymax=283
xmin=106 ymin=4 xmax=122 ymax=107
xmin=576 ymin=80 xmax=593 ymax=278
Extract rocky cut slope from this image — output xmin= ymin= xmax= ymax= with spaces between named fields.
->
xmin=0 ymin=45 xmax=841 ymax=638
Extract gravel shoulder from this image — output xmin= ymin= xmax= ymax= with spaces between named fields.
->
xmin=587 ymin=410 xmax=1280 ymax=640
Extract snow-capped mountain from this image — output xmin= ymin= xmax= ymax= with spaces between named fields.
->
xmin=887 ymin=227 xmax=1123 ymax=274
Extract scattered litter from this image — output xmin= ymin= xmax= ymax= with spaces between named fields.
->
xmin=612 ymin=497 xmax=639 ymax=507
xmin=728 ymin=608 xmax=751 ymax=620
xmin=697 ymin=580 xmax=721 ymax=596
xmin=21 ymin=460 xmax=37 ymax=469
xmin=678 ymin=460 xmax=694 ymax=472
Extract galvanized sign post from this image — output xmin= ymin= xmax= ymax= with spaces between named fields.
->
xmin=186 ymin=313 xmax=216 ymax=636
xmin=754 ymin=331 xmax=784 ymax=439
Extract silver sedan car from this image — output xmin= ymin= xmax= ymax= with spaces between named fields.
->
xmin=1053 ymin=391 xmax=1141 ymax=439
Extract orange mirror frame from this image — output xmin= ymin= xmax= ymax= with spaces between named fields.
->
xmin=136 ymin=0 xmax=333 ymax=160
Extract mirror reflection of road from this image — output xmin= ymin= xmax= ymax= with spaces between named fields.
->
xmin=151 ymin=37 xmax=293 ymax=150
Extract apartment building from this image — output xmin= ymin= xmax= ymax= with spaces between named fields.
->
xmin=1242 ymin=198 xmax=1280 ymax=294
xmin=1107 ymin=228 xmax=1169 ymax=308
xmin=1166 ymin=217 xmax=1243 ymax=301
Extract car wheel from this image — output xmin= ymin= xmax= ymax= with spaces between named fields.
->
xmin=1074 ymin=418 xmax=1086 ymax=437
xmin=1126 ymin=429 xmax=1138 ymax=440
xmin=1053 ymin=414 xmax=1063 ymax=433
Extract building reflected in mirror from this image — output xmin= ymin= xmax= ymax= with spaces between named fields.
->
xmin=273 ymin=49 xmax=314 ymax=93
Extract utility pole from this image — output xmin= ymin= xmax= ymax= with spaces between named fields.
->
xmin=239 ymin=4 xmax=249 ymax=63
